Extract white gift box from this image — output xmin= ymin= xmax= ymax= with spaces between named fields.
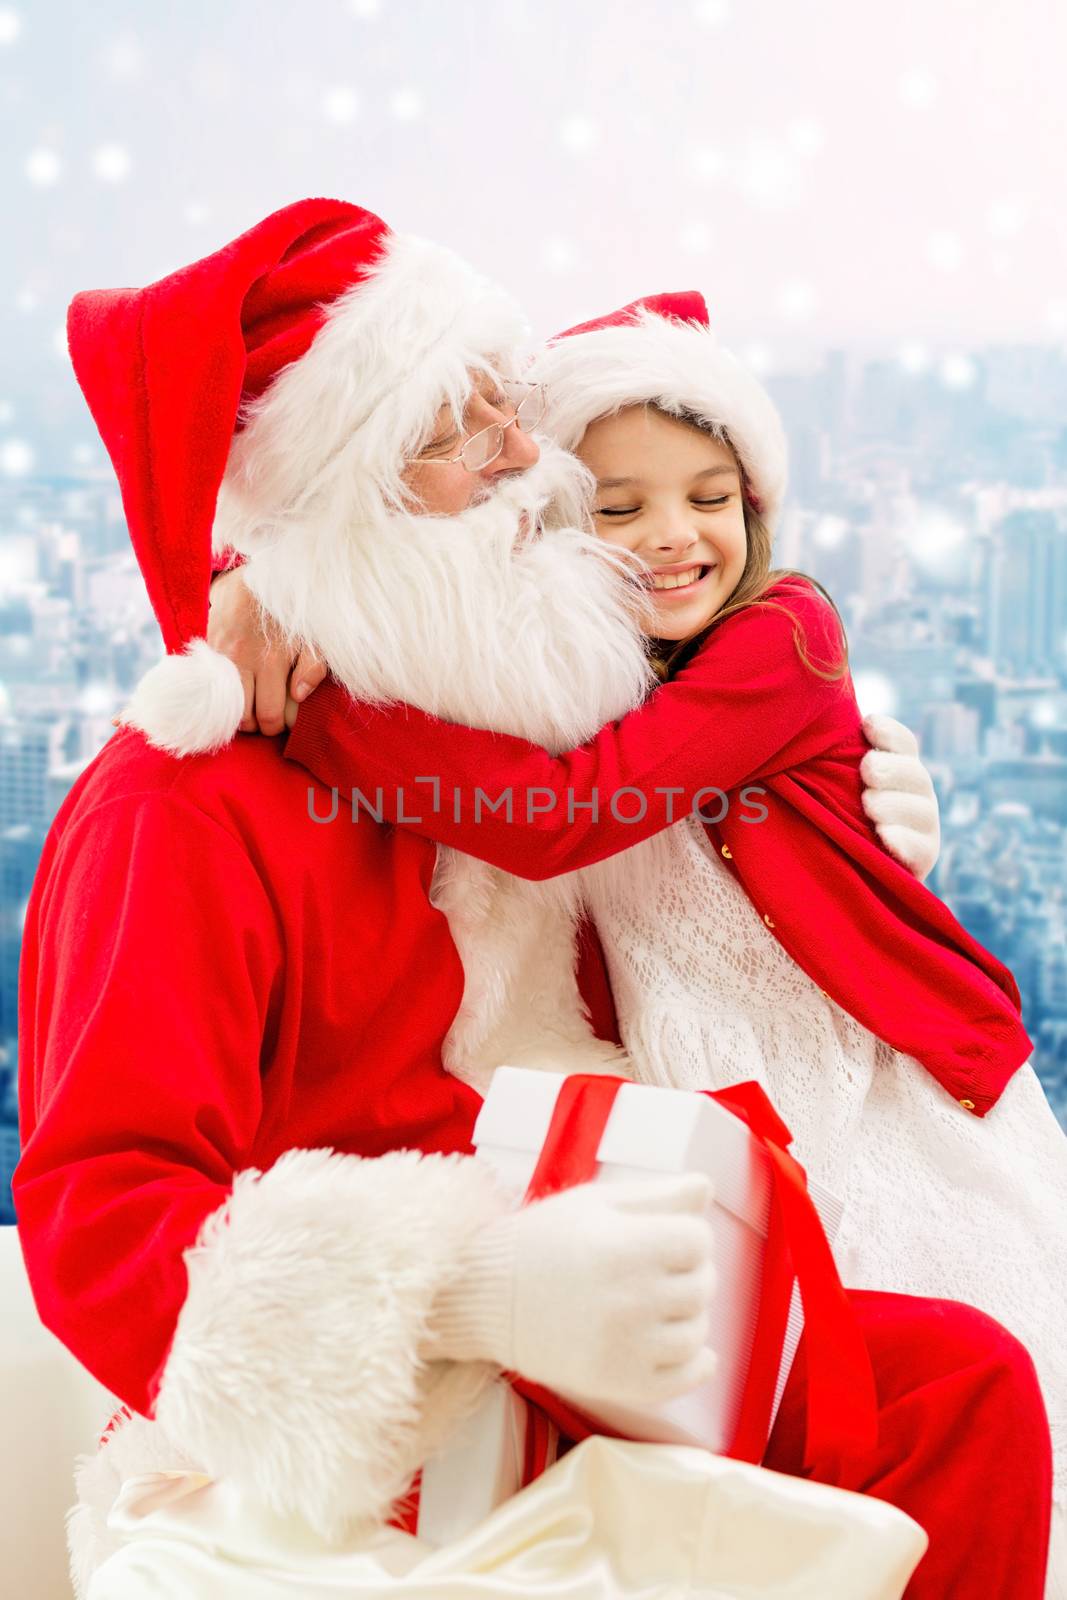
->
xmin=416 ymin=1381 xmax=557 ymax=1548
xmin=472 ymin=1067 xmax=843 ymax=1455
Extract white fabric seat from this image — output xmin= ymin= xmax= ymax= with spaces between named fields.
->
xmin=0 ymin=1225 xmax=113 ymax=1599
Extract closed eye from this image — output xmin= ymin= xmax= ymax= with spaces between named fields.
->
xmin=595 ymin=506 xmax=639 ymax=518
xmin=693 ymin=495 xmax=730 ymax=508
xmin=424 ymin=433 xmax=460 ymax=455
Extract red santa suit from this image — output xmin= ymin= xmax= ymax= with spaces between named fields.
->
xmin=13 ymin=206 xmax=1053 ymax=1599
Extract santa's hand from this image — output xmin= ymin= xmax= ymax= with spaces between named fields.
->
xmin=207 ymin=567 xmax=326 ymax=734
xmin=859 ymin=714 xmax=941 ymax=881
xmin=424 ymin=1175 xmax=718 ymax=1408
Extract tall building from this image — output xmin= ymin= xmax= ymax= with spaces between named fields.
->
xmin=921 ymin=702 xmax=980 ymax=762
xmin=0 ymin=824 xmax=40 ymax=1041
xmin=985 ymin=508 xmax=1067 ymax=674
xmin=0 ymin=718 xmax=70 ymax=832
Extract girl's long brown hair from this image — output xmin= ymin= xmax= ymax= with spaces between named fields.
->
xmin=643 ymin=407 xmax=850 ymax=684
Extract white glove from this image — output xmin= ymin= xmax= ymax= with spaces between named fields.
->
xmin=859 ymin=714 xmax=941 ymax=881
xmin=424 ymin=1175 xmax=718 ymax=1409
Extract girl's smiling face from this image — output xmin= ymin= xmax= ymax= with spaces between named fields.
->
xmin=577 ymin=405 xmax=749 ymax=640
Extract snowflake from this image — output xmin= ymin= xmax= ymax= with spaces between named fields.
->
xmin=776 ymin=280 xmax=817 ymax=321
xmin=184 ymin=201 xmax=210 ymax=226
xmin=15 ymin=288 xmax=38 ymax=313
xmin=26 ymin=147 xmax=62 ymax=186
xmin=741 ymin=342 xmax=774 ymax=376
xmin=322 ymin=85 xmax=359 ymax=124
xmin=0 ymin=402 xmax=12 ymax=423
xmin=540 ymin=237 xmax=576 ymax=274
xmin=350 ymin=0 xmax=381 ymax=15
xmin=986 ymin=197 xmax=1030 ymax=238
xmin=736 ymin=137 xmax=797 ymax=211
xmin=688 ymin=145 xmax=725 ymax=183
xmin=390 ymin=87 xmax=422 ymax=120
xmin=940 ymin=354 xmax=977 ymax=390
xmin=0 ymin=439 xmax=34 ymax=477
xmin=559 ymin=115 xmax=599 ymax=154
xmin=1044 ymin=299 xmax=1067 ymax=337
xmin=926 ymin=230 xmax=964 ymax=272
xmin=79 ymin=682 xmax=115 ymax=717
xmin=93 ymin=144 xmax=132 ymax=183
xmin=72 ymin=443 xmax=95 ymax=466
xmin=0 ymin=8 xmax=20 ymax=46
xmin=898 ymin=67 xmax=938 ymax=109
xmin=786 ymin=117 xmax=825 ymax=158
xmin=813 ymin=514 xmax=848 ymax=550
xmin=902 ymin=509 xmax=967 ymax=572
xmin=853 ymin=670 xmax=898 ymax=717
xmin=693 ymin=0 xmax=731 ymax=24
xmin=897 ymin=342 xmax=930 ymax=375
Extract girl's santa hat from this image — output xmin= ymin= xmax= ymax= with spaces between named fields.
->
xmin=530 ymin=291 xmax=788 ymax=531
xmin=67 ymin=197 xmax=527 ymax=755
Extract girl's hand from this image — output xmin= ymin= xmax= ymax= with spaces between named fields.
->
xmin=207 ymin=568 xmax=325 ymax=735
xmin=860 ymin=714 xmax=941 ymax=881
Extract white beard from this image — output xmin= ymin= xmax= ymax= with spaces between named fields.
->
xmin=240 ymin=442 xmax=653 ymax=1093
xmin=240 ymin=442 xmax=655 ymax=752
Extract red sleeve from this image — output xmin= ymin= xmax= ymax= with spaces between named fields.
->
xmin=15 ymin=792 xmax=282 ymax=1414
xmin=285 ymin=582 xmax=858 ymax=881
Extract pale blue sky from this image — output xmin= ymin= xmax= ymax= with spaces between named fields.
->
xmin=2 ymin=0 xmax=1066 ymax=461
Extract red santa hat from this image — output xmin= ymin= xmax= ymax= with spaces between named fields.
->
xmin=529 ymin=290 xmax=788 ymax=530
xmin=68 ymin=197 xmax=527 ymax=755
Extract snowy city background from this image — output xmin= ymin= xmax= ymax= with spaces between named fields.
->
xmin=2 ymin=0 xmax=1067 ymax=1215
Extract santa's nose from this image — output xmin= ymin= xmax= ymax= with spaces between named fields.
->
xmin=484 ymin=420 xmax=539 ymax=479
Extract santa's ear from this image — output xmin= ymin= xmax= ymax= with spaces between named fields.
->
xmin=118 ymin=639 xmax=245 ymax=757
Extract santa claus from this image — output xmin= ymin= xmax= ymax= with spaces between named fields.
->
xmin=13 ymin=199 xmax=1052 ymax=1597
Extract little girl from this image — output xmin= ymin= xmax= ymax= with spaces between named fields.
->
xmin=272 ymin=292 xmax=1067 ymax=1568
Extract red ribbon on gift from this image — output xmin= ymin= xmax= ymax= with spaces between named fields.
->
xmin=509 ymin=1073 xmax=878 ymax=1471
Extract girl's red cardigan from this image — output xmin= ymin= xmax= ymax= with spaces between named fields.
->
xmin=284 ymin=578 xmax=1031 ymax=1117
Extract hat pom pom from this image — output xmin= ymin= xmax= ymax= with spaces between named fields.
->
xmin=119 ymin=638 xmax=246 ymax=758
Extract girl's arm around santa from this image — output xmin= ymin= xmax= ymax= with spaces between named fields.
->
xmin=284 ymin=577 xmax=1031 ymax=1115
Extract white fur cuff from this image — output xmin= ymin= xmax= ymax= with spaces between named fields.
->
xmin=153 ymin=1147 xmax=507 ymax=1541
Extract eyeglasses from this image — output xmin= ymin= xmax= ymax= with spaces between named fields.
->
xmin=416 ymin=381 xmax=546 ymax=472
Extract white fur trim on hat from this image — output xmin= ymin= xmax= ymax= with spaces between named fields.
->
xmin=118 ymin=638 xmax=245 ymax=757
xmin=529 ymin=310 xmax=788 ymax=531
xmin=217 ymin=230 xmax=531 ymax=551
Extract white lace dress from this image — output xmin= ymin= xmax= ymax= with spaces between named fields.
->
xmin=579 ymin=816 xmax=1067 ymax=1509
